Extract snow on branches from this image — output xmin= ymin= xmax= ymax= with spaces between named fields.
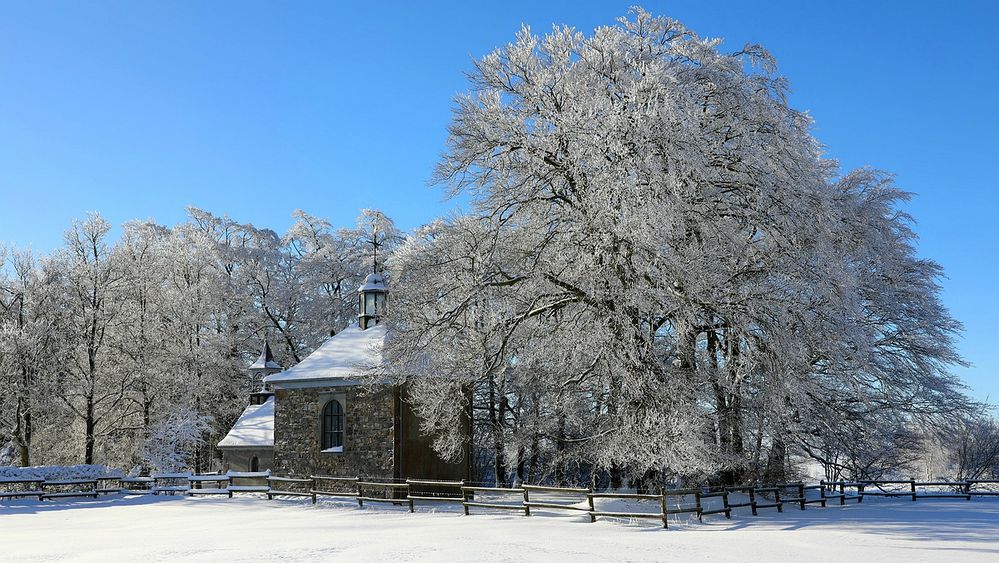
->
xmin=382 ymin=8 xmax=972 ymax=487
xmin=0 ymin=209 xmax=397 ymax=471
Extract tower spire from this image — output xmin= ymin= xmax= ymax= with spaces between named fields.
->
xmin=249 ymin=341 xmax=282 ymax=374
xmin=368 ymin=224 xmax=381 ymax=274
xmin=247 ymin=340 xmax=282 ymax=405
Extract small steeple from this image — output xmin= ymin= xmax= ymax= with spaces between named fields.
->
xmin=249 ymin=341 xmax=282 ymax=376
xmin=248 ymin=341 xmax=282 ymax=405
xmin=358 ymin=273 xmax=388 ymax=330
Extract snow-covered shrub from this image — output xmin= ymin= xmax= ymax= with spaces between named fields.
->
xmin=141 ymin=405 xmax=212 ymax=473
xmin=0 ymin=441 xmax=15 ymax=466
xmin=0 ymin=464 xmax=121 ymax=480
xmin=918 ymin=410 xmax=999 ymax=480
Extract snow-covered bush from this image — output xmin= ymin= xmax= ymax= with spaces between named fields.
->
xmin=0 ymin=464 xmax=121 ymax=480
xmin=141 ymin=406 xmax=212 ymax=473
xmin=0 ymin=441 xmax=15 ymax=466
xmin=918 ymin=410 xmax=999 ymax=480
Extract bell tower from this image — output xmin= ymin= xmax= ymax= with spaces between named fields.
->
xmin=358 ymin=273 xmax=387 ymax=330
xmin=248 ymin=341 xmax=282 ymax=405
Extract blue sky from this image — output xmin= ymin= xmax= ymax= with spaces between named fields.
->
xmin=1 ymin=1 xmax=996 ymax=402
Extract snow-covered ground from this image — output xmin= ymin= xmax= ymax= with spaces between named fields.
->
xmin=1 ymin=495 xmax=997 ymax=562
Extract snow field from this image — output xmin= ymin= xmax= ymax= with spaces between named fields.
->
xmin=1 ymin=494 xmax=998 ymax=562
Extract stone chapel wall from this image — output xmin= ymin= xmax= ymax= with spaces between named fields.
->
xmin=272 ymin=385 xmax=396 ymax=477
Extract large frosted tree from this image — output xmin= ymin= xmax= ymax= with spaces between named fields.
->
xmin=383 ymin=8 xmax=969 ymax=486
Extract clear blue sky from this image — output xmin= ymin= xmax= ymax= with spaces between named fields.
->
xmin=1 ymin=1 xmax=996 ymax=402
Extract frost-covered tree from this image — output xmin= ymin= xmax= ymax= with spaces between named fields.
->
xmin=54 ymin=214 xmax=142 ymax=465
xmin=141 ymin=404 xmax=212 ymax=473
xmin=385 ymin=217 xmax=524 ymax=483
xmin=350 ymin=209 xmax=404 ymax=273
xmin=0 ymin=248 xmax=63 ymax=466
xmin=0 ymin=206 xmax=394 ymax=470
xmin=383 ymin=8 xmax=970 ymax=487
xmin=114 ymin=221 xmax=173 ymax=464
xmin=285 ymin=210 xmax=362 ymax=340
xmin=916 ymin=408 xmax=999 ymax=481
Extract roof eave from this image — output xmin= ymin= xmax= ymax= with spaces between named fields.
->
xmin=270 ymin=377 xmax=390 ymax=389
xmin=217 ymin=443 xmax=274 ymax=450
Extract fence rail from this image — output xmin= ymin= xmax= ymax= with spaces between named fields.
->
xmin=522 ymin=484 xmax=593 ymax=518
xmin=309 ymin=475 xmax=359 ymax=503
xmin=406 ymin=479 xmax=464 ymax=505
xmin=460 ymin=486 xmax=528 ymax=515
xmin=3 ymin=474 xmax=996 ymax=529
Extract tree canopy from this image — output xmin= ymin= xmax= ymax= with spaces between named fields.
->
xmin=381 ymin=8 xmax=971 ymax=487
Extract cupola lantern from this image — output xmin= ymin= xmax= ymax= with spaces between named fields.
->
xmin=358 ymin=273 xmax=387 ymax=330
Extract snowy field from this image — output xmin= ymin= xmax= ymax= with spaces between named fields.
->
xmin=2 ymin=495 xmax=998 ymax=562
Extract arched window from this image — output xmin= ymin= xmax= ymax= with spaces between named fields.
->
xmin=321 ymin=399 xmax=344 ymax=450
xmin=250 ymin=456 xmax=259 ymax=472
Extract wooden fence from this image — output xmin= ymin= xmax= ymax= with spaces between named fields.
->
xmin=3 ymin=474 xmax=997 ymax=529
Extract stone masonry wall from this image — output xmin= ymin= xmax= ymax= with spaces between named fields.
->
xmin=273 ymin=385 xmax=395 ymax=478
xmin=221 ymin=448 xmax=274 ymax=473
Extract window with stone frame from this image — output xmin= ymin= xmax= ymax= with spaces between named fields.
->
xmin=321 ymin=399 xmax=344 ymax=451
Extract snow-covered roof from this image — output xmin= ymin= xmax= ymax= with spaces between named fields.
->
xmin=217 ymin=397 xmax=274 ymax=449
xmin=249 ymin=342 xmax=282 ymax=371
xmin=263 ymin=324 xmax=386 ymax=386
xmin=358 ymin=273 xmax=388 ymax=293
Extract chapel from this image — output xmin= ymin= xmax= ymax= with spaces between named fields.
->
xmin=218 ymin=273 xmax=469 ymax=481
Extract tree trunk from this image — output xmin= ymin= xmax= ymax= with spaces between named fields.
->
xmin=488 ymin=377 xmax=506 ymax=486
xmin=14 ymin=394 xmax=32 ymax=466
xmin=515 ymin=446 xmax=526 ymax=485
xmin=607 ymin=371 xmax=623 ymax=489
xmin=610 ymin=463 xmax=623 ymax=490
xmin=527 ymin=434 xmax=540 ymax=484
xmin=554 ymin=413 xmax=566 ymax=486
xmin=726 ymin=334 xmax=745 ymax=462
xmin=21 ymin=407 xmax=31 ymax=467
xmin=764 ymin=437 xmax=787 ymax=484
xmin=85 ymin=394 xmax=96 ymax=465
xmin=707 ymin=330 xmax=730 ymax=452
xmin=492 ymin=431 xmax=506 ymax=486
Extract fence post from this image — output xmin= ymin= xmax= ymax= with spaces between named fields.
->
xmin=523 ymin=486 xmax=531 ymax=516
xmin=798 ymin=483 xmax=805 ymax=510
xmin=660 ymin=492 xmax=668 ymax=529
xmin=695 ymin=490 xmax=703 ymax=521
xmin=462 ymin=488 xmax=470 ymax=516
xmin=964 ymin=481 xmax=972 ymax=501
xmin=857 ymin=482 xmax=864 ymax=503
xmin=587 ymin=491 xmax=596 ymax=523
xmin=750 ymin=487 xmax=758 ymax=516
xmin=775 ymin=487 xmax=783 ymax=513
xmin=910 ymin=479 xmax=917 ymax=502
xmin=723 ymin=490 xmax=732 ymax=518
